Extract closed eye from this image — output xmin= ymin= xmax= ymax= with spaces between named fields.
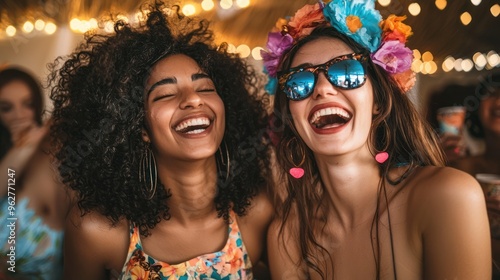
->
xmin=152 ymin=94 xmax=175 ymax=102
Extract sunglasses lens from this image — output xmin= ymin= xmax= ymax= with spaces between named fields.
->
xmin=284 ymin=71 xmax=315 ymax=100
xmin=327 ymin=60 xmax=366 ymax=89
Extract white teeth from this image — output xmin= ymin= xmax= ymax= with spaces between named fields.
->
xmin=309 ymin=107 xmax=351 ymax=124
xmin=175 ymin=117 xmax=210 ymax=132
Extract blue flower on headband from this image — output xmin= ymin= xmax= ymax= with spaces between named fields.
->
xmin=323 ymin=0 xmax=382 ymax=52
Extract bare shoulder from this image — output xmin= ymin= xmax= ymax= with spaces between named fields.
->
xmin=407 ymin=166 xmax=486 ymax=227
xmin=64 ymin=205 xmax=129 ymax=278
xmin=239 ymin=189 xmax=274 ymax=227
xmin=410 ymin=165 xmax=482 ymax=196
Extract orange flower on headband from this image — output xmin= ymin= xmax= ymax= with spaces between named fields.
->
xmin=392 ymin=69 xmax=416 ymax=93
xmin=380 ymin=15 xmax=413 ymax=43
xmin=288 ymin=3 xmax=326 ymax=39
xmin=273 ymin=18 xmax=289 ymax=33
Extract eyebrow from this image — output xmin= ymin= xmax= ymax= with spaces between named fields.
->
xmin=146 ymin=73 xmax=211 ymax=97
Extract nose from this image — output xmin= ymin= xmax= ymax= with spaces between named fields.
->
xmin=311 ymin=70 xmax=338 ymax=100
xmin=179 ymin=90 xmax=203 ymax=109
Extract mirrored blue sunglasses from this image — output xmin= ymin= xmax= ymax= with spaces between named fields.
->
xmin=278 ymin=53 xmax=368 ymax=101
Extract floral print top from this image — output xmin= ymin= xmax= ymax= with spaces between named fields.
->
xmin=0 ymin=197 xmax=64 ymax=279
xmin=120 ymin=212 xmax=253 ymax=280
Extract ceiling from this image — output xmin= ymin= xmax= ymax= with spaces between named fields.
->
xmin=0 ymin=0 xmax=499 ymax=75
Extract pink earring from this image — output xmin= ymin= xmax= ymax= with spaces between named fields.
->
xmin=375 ymin=152 xmax=389 ymax=164
xmin=287 ymin=137 xmax=305 ymax=179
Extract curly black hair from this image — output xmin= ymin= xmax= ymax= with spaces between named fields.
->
xmin=48 ymin=1 xmax=272 ymax=235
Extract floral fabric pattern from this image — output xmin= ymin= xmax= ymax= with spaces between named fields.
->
xmin=120 ymin=213 xmax=253 ymax=280
xmin=0 ymin=198 xmax=64 ymax=279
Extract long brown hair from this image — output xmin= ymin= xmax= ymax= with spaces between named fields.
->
xmin=270 ymin=26 xmax=446 ymax=279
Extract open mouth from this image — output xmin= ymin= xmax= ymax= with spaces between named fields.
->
xmin=309 ymin=107 xmax=352 ymax=129
xmin=174 ymin=117 xmax=211 ymax=134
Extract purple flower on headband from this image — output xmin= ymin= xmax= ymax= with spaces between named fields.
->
xmin=261 ymin=32 xmax=294 ymax=77
xmin=371 ymin=40 xmax=413 ymax=74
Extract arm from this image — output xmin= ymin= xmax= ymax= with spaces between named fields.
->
xmin=421 ymin=168 xmax=491 ymax=280
xmin=64 ymin=205 xmax=128 ymax=280
xmin=0 ymin=125 xmax=47 ymax=197
xmin=267 ymin=218 xmax=309 ymax=280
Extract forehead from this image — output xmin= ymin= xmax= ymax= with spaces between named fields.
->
xmin=0 ymin=81 xmax=32 ymax=101
xmin=146 ymin=54 xmax=202 ymax=84
xmin=291 ymin=37 xmax=354 ymax=67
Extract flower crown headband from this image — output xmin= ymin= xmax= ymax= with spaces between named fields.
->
xmin=261 ymin=0 xmax=416 ymax=94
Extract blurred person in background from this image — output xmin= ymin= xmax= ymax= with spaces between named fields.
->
xmin=0 ymin=67 xmax=69 ymax=279
xmin=449 ymin=73 xmax=500 ymax=279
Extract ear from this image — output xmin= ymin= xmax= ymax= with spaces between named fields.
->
xmin=141 ymin=127 xmax=150 ymax=143
xmin=372 ymin=103 xmax=381 ymax=115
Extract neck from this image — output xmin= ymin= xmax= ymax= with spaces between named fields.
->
xmin=156 ymin=156 xmax=219 ymax=225
xmin=314 ymin=149 xmax=382 ymax=229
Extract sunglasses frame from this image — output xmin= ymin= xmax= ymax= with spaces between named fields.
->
xmin=278 ymin=52 xmax=369 ymax=101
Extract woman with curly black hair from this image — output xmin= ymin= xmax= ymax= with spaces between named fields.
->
xmin=49 ymin=2 xmax=273 ymax=279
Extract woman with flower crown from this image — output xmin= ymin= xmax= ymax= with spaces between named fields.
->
xmin=263 ymin=1 xmax=491 ymax=279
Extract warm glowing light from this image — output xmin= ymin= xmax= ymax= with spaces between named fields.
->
xmin=470 ymin=0 xmax=481 ymax=6
xmin=378 ymin=0 xmax=391 ymax=6
xmin=236 ymin=0 xmax=250 ymax=8
xmin=220 ymin=0 xmax=233 ymax=9
xmin=44 ymin=22 xmax=57 ymax=34
xmin=182 ymin=4 xmax=196 ymax=16
xmin=6 ymin=26 xmax=16 ymax=37
xmin=454 ymin=58 xmax=463 ymax=71
xmin=252 ymin=47 xmax=263 ymax=60
xmin=461 ymin=59 xmax=474 ymax=72
xmin=491 ymin=4 xmax=500 ymax=17
xmin=22 ymin=21 xmax=34 ymax=33
xmin=201 ymin=0 xmax=215 ymax=11
xmin=443 ymin=56 xmax=455 ymax=71
xmin=428 ymin=61 xmax=438 ymax=74
xmin=435 ymin=0 xmax=447 ymax=10
xmin=70 ymin=18 xmax=80 ymax=31
xmin=104 ymin=21 xmax=114 ymax=33
xmin=460 ymin=12 xmax=472 ymax=25
xmin=412 ymin=49 xmax=421 ymax=60
xmin=408 ymin=3 xmax=421 ymax=16
xmin=487 ymin=51 xmax=500 ymax=67
xmin=34 ymin=19 xmax=45 ymax=31
xmin=227 ymin=43 xmax=236 ymax=53
xmin=236 ymin=44 xmax=251 ymax=58
xmin=412 ymin=60 xmax=422 ymax=73
xmin=473 ymin=52 xmax=487 ymax=68
xmin=89 ymin=18 xmax=98 ymax=29
xmin=422 ymin=51 xmax=433 ymax=62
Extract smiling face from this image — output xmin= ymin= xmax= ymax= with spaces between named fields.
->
xmin=288 ymin=37 xmax=376 ymax=158
xmin=0 ymin=80 xmax=36 ymax=136
xmin=479 ymin=88 xmax=500 ymax=136
xmin=142 ymin=54 xmax=225 ymax=162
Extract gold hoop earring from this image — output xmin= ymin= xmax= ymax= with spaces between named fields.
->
xmin=139 ymin=143 xmax=157 ymax=199
xmin=286 ymin=137 xmax=305 ymax=179
xmin=216 ymin=141 xmax=230 ymax=181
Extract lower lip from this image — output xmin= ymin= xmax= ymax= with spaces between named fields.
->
xmin=175 ymin=122 xmax=213 ymax=138
xmin=310 ymin=121 xmax=348 ymax=134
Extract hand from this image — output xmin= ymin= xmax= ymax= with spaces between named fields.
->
xmin=439 ymin=133 xmax=466 ymax=162
xmin=11 ymin=123 xmax=48 ymax=149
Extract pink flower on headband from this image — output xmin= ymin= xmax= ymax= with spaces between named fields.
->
xmin=371 ymin=40 xmax=413 ymax=74
xmin=288 ymin=3 xmax=326 ymax=39
xmin=261 ymin=32 xmax=294 ymax=77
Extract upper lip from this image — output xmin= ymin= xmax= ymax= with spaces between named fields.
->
xmin=173 ymin=113 xmax=213 ymax=132
xmin=308 ymin=103 xmax=352 ymax=125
